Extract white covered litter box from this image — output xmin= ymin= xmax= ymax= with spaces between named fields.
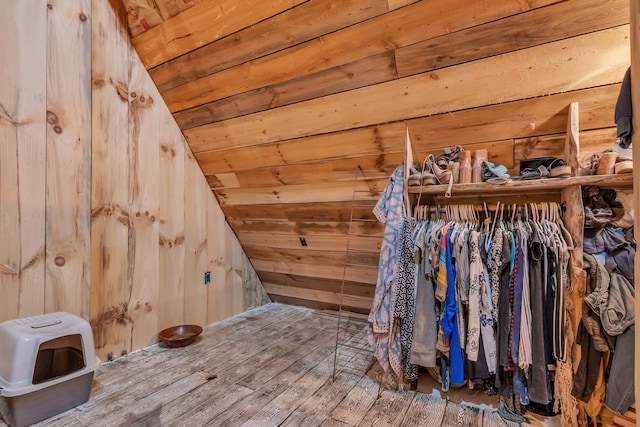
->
xmin=0 ymin=312 xmax=100 ymax=427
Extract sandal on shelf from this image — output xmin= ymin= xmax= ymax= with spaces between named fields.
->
xmin=550 ymin=165 xmax=571 ymax=178
xmin=425 ymin=155 xmax=454 ymax=198
xmin=615 ymin=160 xmax=633 ymax=174
xmin=512 ymin=165 xmax=551 ymax=181
xmin=408 ymin=164 xmax=437 ymax=186
xmin=482 ymin=161 xmax=510 ymax=184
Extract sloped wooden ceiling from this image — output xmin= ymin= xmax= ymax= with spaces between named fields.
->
xmin=127 ymin=0 xmax=630 ymax=313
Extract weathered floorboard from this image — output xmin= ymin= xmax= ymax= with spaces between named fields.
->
xmin=23 ymin=303 xmax=552 ymax=427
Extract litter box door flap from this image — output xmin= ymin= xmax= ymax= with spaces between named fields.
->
xmin=32 ymin=334 xmax=86 ymax=385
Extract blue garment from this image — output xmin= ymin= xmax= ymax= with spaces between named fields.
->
xmin=439 ymin=227 xmax=464 ymax=385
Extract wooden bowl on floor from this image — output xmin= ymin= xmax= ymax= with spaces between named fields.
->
xmin=158 ymin=324 xmax=203 ymax=348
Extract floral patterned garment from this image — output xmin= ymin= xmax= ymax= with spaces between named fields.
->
xmin=369 ymin=164 xmax=406 ymax=388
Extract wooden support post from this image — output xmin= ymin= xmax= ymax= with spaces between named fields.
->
xmin=561 ymin=102 xmax=587 ymax=421
xmin=631 ymin=0 xmax=639 ymax=415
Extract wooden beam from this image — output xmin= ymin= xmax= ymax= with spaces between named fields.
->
xmin=561 ymin=103 xmax=586 ymax=402
xmin=184 ymin=26 xmax=630 ymax=152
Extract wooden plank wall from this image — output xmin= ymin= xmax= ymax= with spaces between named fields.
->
xmin=127 ymin=0 xmax=631 ymax=312
xmin=0 ymin=0 xmax=269 ymax=361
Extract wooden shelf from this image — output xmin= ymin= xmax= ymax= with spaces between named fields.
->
xmin=407 ymin=173 xmax=633 ymax=200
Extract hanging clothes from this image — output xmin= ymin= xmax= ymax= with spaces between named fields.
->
xmin=409 ymin=221 xmax=438 ymax=368
xmin=394 ymin=215 xmax=419 ymax=381
xmin=368 ymin=164 xmax=405 ymax=389
xmin=371 ymin=175 xmax=572 ymax=411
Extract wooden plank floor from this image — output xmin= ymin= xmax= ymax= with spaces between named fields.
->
xmin=0 ymin=303 xmax=537 ymax=426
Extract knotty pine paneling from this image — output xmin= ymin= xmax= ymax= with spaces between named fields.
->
xmin=210 ymin=153 xmax=404 ymax=190
xmin=174 ymin=51 xmax=398 ymax=130
xmin=126 ymin=48 xmax=163 ymax=352
xmin=150 ymin=0 xmax=390 ymax=92
xmin=91 ymin=0 xmax=132 ymax=356
xmin=228 ymin=219 xmax=383 ymax=237
xmin=263 ymin=282 xmax=373 ymax=311
xmin=161 ymin=0 xmax=561 ymax=114
xmin=215 ymin=178 xmax=388 ymax=207
xmin=244 ymin=246 xmax=380 ymax=269
xmin=515 ymin=128 xmax=618 ymax=168
xmin=395 ymin=0 xmax=629 ymax=77
xmin=236 ymin=232 xmax=382 ymax=253
xmin=45 ymin=0 xmax=92 ymax=317
xmin=407 ymin=85 xmax=621 ymax=151
xmin=194 ymin=123 xmax=405 ymax=173
xmin=184 ymin=152 xmax=210 ymax=327
xmin=158 ymin=117 xmax=187 ymax=332
xmin=0 ymin=0 xmax=47 ymax=321
xmin=0 ymin=1 xmax=269 ymax=362
xmin=185 ymin=26 xmax=629 ymax=152
xmin=223 ymin=201 xmax=375 ymax=222
xmin=132 ymin=0 xmax=309 ymax=69
xmin=126 ymin=0 xmax=631 ymax=314
xmin=255 ymin=259 xmax=376 ymax=285
xmin=258 ymin=271 xmax=374 ymax=299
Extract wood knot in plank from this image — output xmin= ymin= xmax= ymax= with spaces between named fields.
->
xmin=0 ymin=261 xmax=19 ymax=275
xmin=79 ymin=12 xmax=87 ymax=22
xmin=130 ymin=91 xmax=154 ymax=108
xmin=159 ymin=235 xmax=185 ymax=248
xmin=134 ymin=301 xmax=153 ymax=313
xmin=97 ymin=302 xmax=131 ymax=326
xmin=54 ymin=256 xmax=65 ymax=266
xmin=160 ymin=143 xmax=177 ymax=158
xmin=46 ymin=111 xmax=59 ymax=124
xmin=115 ymin=83 xmax=128 ymax=102
xmin=46 ymin=111 xmax=63 ymax=133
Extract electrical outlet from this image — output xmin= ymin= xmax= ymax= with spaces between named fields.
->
xmin=204 ymin=271 xmax=211 ymax=285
